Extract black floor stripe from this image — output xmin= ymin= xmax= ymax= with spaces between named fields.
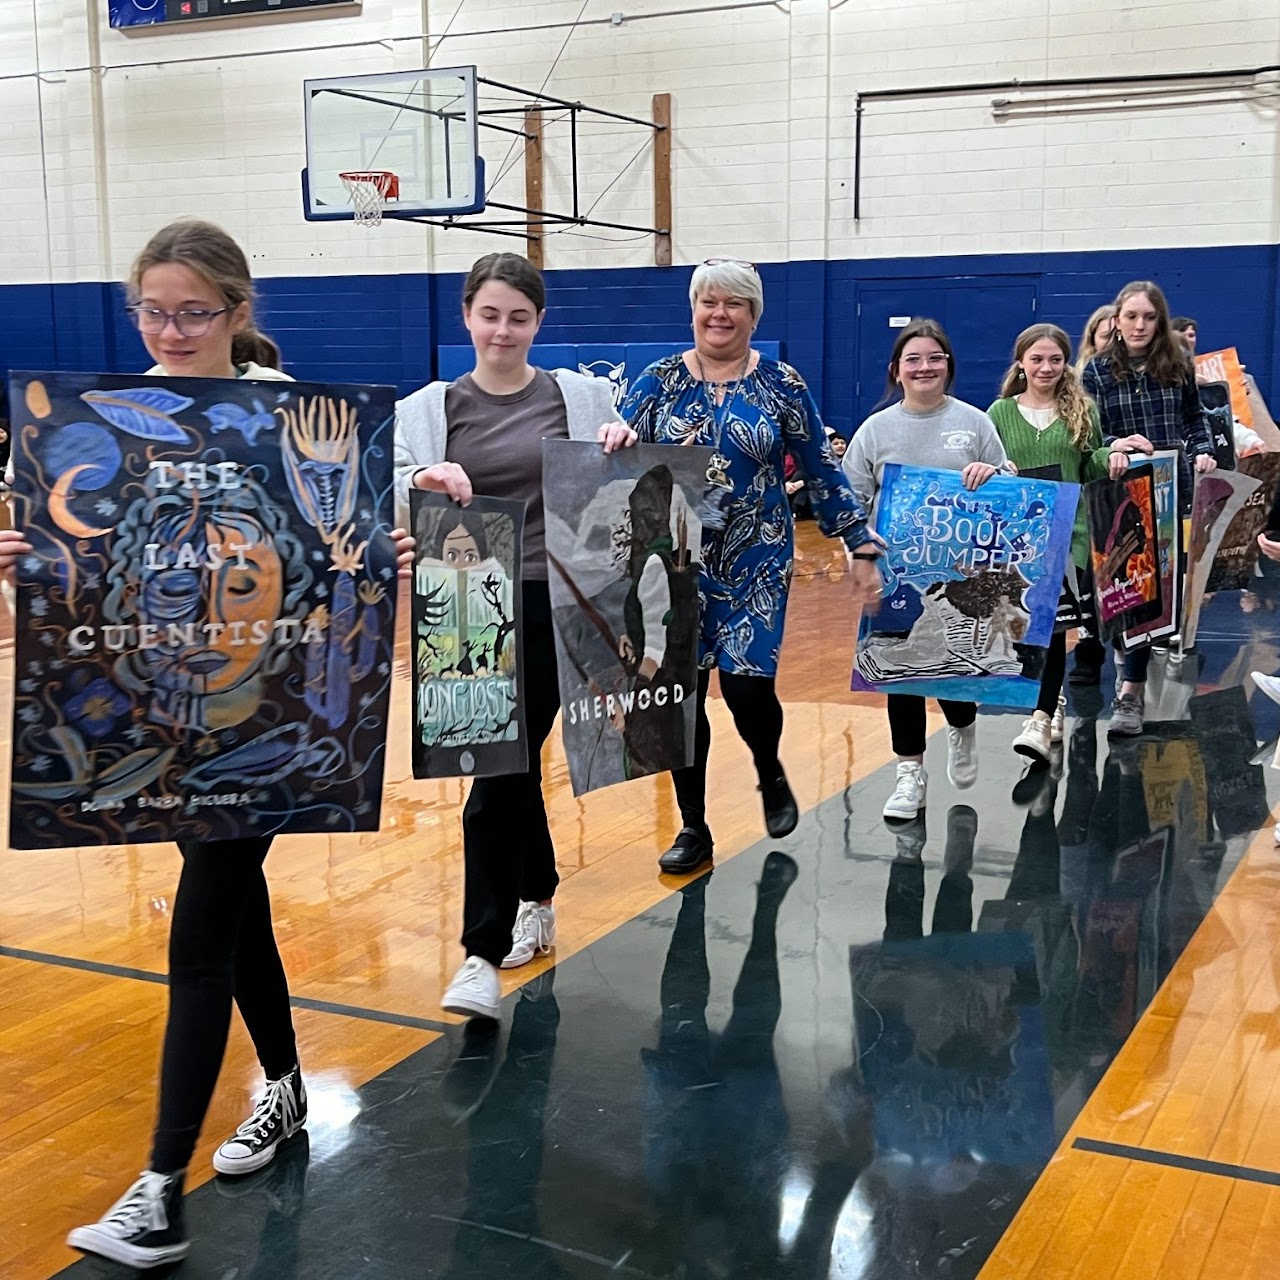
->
xmin=1073 ymin=1137 xmax=1280 ymax=1187
xmin=0 ymin=943 xmax=452 ymax=1034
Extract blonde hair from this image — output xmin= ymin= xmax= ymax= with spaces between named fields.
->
xmin=999 ymin=323 xmax=1095 ymax=450
xmin=1076 ymin=303 xmax=1117 ymax=374
xmin=688 ymin=259 xmax=764 ymax=327
xmin=129 ymin=219 xmax=281 ymax=370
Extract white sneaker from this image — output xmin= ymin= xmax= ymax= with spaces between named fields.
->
xmin=883 ymin=761 xmax=927 ymax=820
xmin=501 ymin=901 xmax=556 ymax=969
xmin=442 ymin=956 xmax=501 ymax=1020
xmin=1050 ymin=695 xmax=1066 ymax=743
xmin=1013 ymin=714 xmax=1052 ymax=764
xmin=946 ymin=723 xmax=978 ymax=789
xmin=1252 ymin=672 xmax=1280 ymax=706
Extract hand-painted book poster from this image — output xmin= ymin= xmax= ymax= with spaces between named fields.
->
xmin=1083 ymin=465 xmax=1161 ymax=640
xmin=1203 ymin=452 xmax=1280 ymax=593
xmin=1183 ymin=468 xmax=1260 ymax=647
xmin=1020 ymin=463 xmax=1088 ymax=631
xmin=8 ymin=371 xmax=398 ymax=849
xmin=851 ymin=465 xmax=1078 ymax=708
xmin=409 ymin=491 xmax=526 ymax=779
xmin=1196 ymin=347 xmax=1253 ymax=429
xmin=1199 ymin=382 xmax=1237 ymax=472
xmin=543 ymin=439 xmax=709 ymax=796
xmin=1120 ymin=450 xmax=1180 ymax=651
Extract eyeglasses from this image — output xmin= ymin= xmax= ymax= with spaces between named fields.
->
xmin=127 ymin=306 xmax=231 ymax=337
xmin=899 ymin=353 xmax=950 ymax=369
xmin=702 ymin=257 xmax=758 ymax=272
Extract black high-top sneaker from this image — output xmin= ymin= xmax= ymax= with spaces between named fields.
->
xmin=212 ymin=1065 xmax=308 ymax=1176
xmin=67 ymin=1169 xmax=188 ymax=1269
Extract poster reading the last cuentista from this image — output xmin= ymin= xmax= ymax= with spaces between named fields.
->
xmin=8 ymin=371 xmax=398 ymax=850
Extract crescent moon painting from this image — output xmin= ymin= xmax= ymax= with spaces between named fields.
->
xmin=48 ymin=465 xmax=113 ymax=539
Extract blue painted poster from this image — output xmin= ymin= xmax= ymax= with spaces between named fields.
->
xmin=851 ymin=464 xmax=1078 ymax=708
xmin=409 ymin=490 xmax=527 ymax=779
xmin=8 ymin=371 xmax=399 ymax=849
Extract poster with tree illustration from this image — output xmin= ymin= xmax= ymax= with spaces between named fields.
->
xmin=8 ymin=370 xmax=398 ymax=849
xmin=409 ymin=491 xmax=526 ymax=778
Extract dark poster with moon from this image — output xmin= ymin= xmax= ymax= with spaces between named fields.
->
xmin=8 ymin=371 xmax=398 ymax=849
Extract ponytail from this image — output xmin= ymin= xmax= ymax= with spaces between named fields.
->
xmin=232 ymin=326 xmax=282 ymax=370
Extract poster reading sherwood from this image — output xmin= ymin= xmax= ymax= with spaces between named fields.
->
xmin=8 ymin=371 xmax=398 ymax=849
xmin=543 ymin=439 xmax=710 ymax=796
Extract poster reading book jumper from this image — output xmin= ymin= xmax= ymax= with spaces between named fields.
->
xmin=1182 ymin=468 xmax=1261 ymax=648
xmin=1120 ymin=450 xmax=1181 ymax=652
xmin=409 ymin=491 xmax=526 ymax=779
xmin=1083 ymin=465 xmax=1161 ymax=640
xmin=1203 ymin=452 xmax=1280 ymax=594
xmin=1019 ymin=463 xmax=1088 ymax=631
xmin=8 ymin=371 xmax=399 ymax=849
xmin=852 ymin=465 xmax=1078 ymax=708
xmin=543 ymin=439 xmax=710 ymax=796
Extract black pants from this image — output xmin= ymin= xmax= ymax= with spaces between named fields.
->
xmin=1037 ymin=632 xmax=1068 ymax=716
xmin=150 ymin=836 xmax=297 ymax=1174
xmin=886 ymin=694 xmax=975 ymax=758
xmin=461 ymin=581 xmax=562 ymax=967
xmin=671 ymin=668 xmax=784 ymax=832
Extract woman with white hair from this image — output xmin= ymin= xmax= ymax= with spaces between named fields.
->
xmin=621 ymin=257 xmax=882 ymax=874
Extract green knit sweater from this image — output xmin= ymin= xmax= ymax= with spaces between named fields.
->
xmin=987 ymin=397 xmax=1111 ymax=567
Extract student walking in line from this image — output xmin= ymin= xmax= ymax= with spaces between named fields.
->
xmin=988 ymin=323 xmax=1129 ymax=764
xmin=0 ymin=219 xmax=414 ymax=1269
xmin=395 ymin=252 xmax=631 ymax=1021
xmin=842 ymin=319 xmax=1012 ymax=822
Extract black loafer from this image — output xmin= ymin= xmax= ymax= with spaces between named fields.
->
xmin=759 ymin=770 xmax=798 ymax=838
xmin=658 ymin=825 xmax=714 ymax=874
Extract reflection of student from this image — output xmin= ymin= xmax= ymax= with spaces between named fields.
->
xmin=0 ymin=220 xmax=414 ymax=1269
xmin=396 ymin=252 xmax=631 ymax=1014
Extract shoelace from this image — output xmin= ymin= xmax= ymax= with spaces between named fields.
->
xmin=512 ymin=904 xmax=550 ymax=952
xmin=231 ymin=1075 xmax=294 ymax=1145
xmin=101 ymin=1174 xmax=168 ymax=1234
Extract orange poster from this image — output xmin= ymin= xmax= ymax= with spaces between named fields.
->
xmin=1195 ymin=347 xmax=1253 ymax=427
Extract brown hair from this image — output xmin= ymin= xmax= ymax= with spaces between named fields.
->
xmin=883 ymin=318 xmax=957 ymax=399
xmin=1076 ymin=303 xmax=1118 ymax=373
xmin=998 ymin=323 xmax=1095 ymax=449
xmin=128 ymin=219 xmax=281 ymax=370
xmin=462 ymin=252 xmax=546 ymax=313
xmin=1108 ymin=280 xmax=1190 ymax=385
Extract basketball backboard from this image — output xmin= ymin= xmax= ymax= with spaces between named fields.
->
xmin=302 ymin=66 xmax=484 ymax=221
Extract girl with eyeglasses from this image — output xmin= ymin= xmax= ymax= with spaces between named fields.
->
xmin=842 ymin=319 xmax=1013 ymax=822
xmin=0 ymin=218 xmax=414 ymax=1269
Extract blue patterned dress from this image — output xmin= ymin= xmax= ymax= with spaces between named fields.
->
xmin=622 ymin=354 xmax=871 ymax=677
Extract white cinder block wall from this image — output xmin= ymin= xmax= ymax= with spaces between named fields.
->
xmin=3 ymin=0 xmax=1278 ymax=285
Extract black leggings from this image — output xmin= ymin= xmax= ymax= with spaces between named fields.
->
xmin=672 ymin=668 xmax=784 ymax=831
xmin=150 ymin=836 xmax=297 ymax=1175
xmin=886 ymin=694 xmax=976 ymax=759
xmin=1037 ymin=632 xmax=1068 ymax=716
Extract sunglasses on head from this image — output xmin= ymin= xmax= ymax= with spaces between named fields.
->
xmin=702 ymin=257 xmax=758 ymax=272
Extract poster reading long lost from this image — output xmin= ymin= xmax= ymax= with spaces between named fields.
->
xmin=409 ymin=491 xmax=526 ymax=779
xmin=852 ymin=465 xmax=1078 ymax=708
xmin=1084 ymin=465 xmax=1161 ymax=640
xmin=543 ymin=439 xmax=710 ymax=796
xmin=9 ymin=371 xmax=398 ymax=849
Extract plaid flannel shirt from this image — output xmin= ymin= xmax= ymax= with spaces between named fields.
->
xmin=1081 ymin=355 xmax=1212 ymax=457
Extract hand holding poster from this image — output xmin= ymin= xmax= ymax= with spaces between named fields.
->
xmin=8 ymin=371 xmax=399 ymax=849
xmin=1120 ymin=451 xmax=1180 ymax=651
xmin=543 ymin=440 xmax=709 ymax=796
xmin=1182 ymin=468 xmax=1261 ymax=647
xmin=851 ymin=465 xmax=1078 ymax=708
xmin=409 ymin=491 xmax=526 ymax=779
xmin=1083 ymin=465 xmax=1162 ymax=640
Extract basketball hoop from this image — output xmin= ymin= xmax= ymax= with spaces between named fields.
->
xmin=339 ymin=170 xmax=400 ymax=227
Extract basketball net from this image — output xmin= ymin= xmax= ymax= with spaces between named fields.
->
xmin=340 ymin=171 xmax=397 ymax=227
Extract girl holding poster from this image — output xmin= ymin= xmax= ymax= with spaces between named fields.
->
xmin=0 ymin=219 xmax=414 ymax=1269
xmin=843 ymin=319 xmax=1012 ymax=822
xmin=395 ymin=253 xmax=632 ymax=1022
xmin=1082 ymin=280 xmax=1217 ymax=738
xmin=988 ymin=324 xmax=1128 ymax=764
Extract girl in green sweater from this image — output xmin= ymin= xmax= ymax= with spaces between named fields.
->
xmin=987 ymin=323 xmax=1131 ymax=764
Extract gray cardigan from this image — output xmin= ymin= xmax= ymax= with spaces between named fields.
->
xmin=393 ymin=368 xmax=620 ymax=528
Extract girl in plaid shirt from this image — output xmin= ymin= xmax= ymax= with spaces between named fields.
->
xmin=1081 ymin=280 xmax=1217 ymax=738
